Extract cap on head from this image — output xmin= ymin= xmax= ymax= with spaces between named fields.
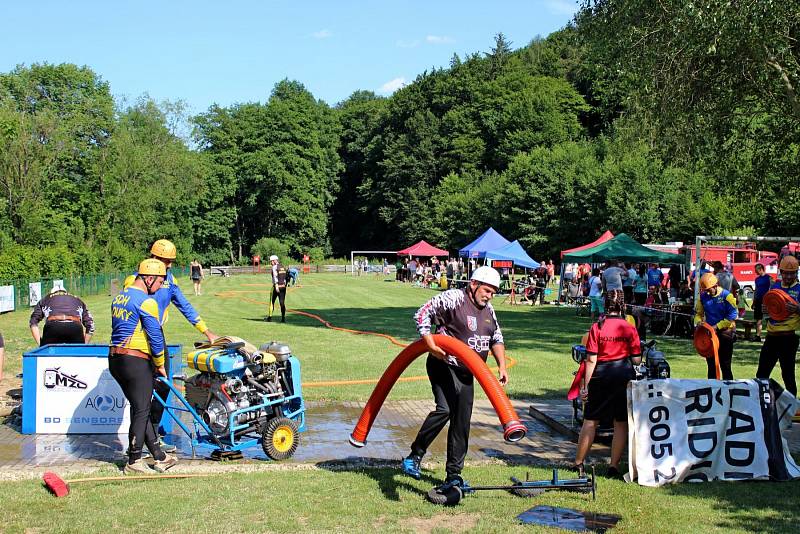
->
xmin=779 ymin=255 xmax=799 ymax=272
xmin=699 ymin=272 xmax=718 ymax=290
xmin=470 ymin=266 xmax=501 ymax=290
xmin=139 ymin=258 xmax=167 ymax=277
xmin=150 ymin=239 xmax=177 ymax=260
xmin=269 ymin=255 xmax=279 ymax=262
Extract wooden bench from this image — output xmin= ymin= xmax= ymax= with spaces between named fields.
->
xmin=737 ymin=319 xmax=759 ymax=341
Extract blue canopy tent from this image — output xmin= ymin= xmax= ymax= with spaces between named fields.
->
xmin=458 ymin=227 xmax=511 ymax=258
xmin=484 ymin=240 xmax=540 ymax=269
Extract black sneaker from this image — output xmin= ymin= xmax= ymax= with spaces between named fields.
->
xmin=441 ymin=475 xmax=472 ymax=495
xmin=281 ymin=317 xmax=285 ymax=323
xmin=606 ymin=466 xmax=622 ymax=479
xmin=571 ymin=462 xmax=586 ymax=477
xmin=264 ymin=316 xmax=272 ymax=322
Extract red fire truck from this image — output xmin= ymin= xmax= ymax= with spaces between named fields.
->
xmin=646 ymin=242 xmax=779 ymax=297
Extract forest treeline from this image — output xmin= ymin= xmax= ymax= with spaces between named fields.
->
xmin=1 ymin=1 xmax=798 ymax=278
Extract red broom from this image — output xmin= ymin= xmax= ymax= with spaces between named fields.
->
xmin=42 ymin=471 xmax=208 ymax=497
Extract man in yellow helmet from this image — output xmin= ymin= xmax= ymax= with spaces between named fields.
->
xmin=126 ymin=239 xmax=218 ymax=452
xmin=110 ymin=259 xmax=178 ymax=474
xmin=694 ymin=272 xmax=738 ymax=380
xmin=756 ymin=255 xmax=800 ymax=395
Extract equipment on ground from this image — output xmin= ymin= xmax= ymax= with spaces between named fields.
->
xmin=426 ymin=468 xmax=596 ymax=506
xmin=634 ymin=340 xmax=671 ymax=380
xmin=42 ymin=471 xmax=208 ymax=497
xmin=155 ymin=337 xmax=306 ymax=460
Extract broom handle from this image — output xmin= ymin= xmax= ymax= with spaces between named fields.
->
xmin=67 ymin=473 xmax=208 ymax=483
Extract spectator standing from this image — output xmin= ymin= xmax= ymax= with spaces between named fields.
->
xmin=190 ymin=259 xmax=204 ymax=296
xmin=408 ymin=258 xmax=418 ymax=283
xmin=602 ymin=260 xmax=627 ymax=305
xmin=588 ymin=268 xmax=604 ymax=321
xmin=564 ymin=262 xmax=575 ymax=283
xmin=668 ymin=264 xmax=682 ymax=301
xmin=633 ymin=264 xmax=648 ymax=306
xmin=546 ymin=260 xmax=555 ymax=286
xmin=647 ymin=264 xmax=664 ymax=303
xmin=30 ymin=287 xmax=95 ymax=345
xmin=752 ymin=263 xmax=773 ymax=340
xmin=622 ymin=263 xmax=636 ymax=305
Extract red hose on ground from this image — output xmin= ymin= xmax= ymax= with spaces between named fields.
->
xmin=349 ymin=334 xmax=527 ymax=447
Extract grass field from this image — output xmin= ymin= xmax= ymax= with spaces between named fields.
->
xmin=0 ymin=273 xmax=798 ymax=533
xmin=0 ymin=272 xmax=775 ymax=399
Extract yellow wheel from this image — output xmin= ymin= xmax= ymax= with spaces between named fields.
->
xmin=262 ymin=417 xmax=299 ymax=460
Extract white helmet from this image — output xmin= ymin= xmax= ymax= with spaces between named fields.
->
xmin=470 ymin=266 xmax=501 ymax=289
xmin=269 ymin=255 xmax=279 ymax=261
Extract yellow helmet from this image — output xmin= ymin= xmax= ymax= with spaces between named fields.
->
xmin=699 ymin=272 xmax=718 ymax=290
xmin=138 ymin=258 xmax=167 ymax=277
xmin=150 ymin=239 xmax=177 ymax=260
xmin=779 ymin=255 xmax=799 ymax=272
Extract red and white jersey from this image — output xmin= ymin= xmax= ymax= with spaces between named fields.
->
xmin=585 ymin=316 xmax=640 ymax=362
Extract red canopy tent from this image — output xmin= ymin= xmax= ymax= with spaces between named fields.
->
xmin=560 ymin=230 xmax=615 ymax=258
xmin=398 ymin=240 xmax=448 ymax=257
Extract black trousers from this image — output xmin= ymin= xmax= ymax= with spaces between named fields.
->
xmin=269 ymin=285 xmax=286 ymax=318
xmin=41 ymin=321 xmax=84 ymax=345
xmin=707 ymin=329 xmax=734 ymax=380
xmin=108 ymin=355 xmax=165 ymax=463
xmin=149 ymin=353 xmax=170 ymax=435
xmin=757 ymin=333 xmax=799 ymax=395
xmin=411 ymin=356 xmax=474 ymax=478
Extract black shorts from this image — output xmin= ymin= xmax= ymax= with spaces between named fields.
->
xmin=752 ymin=296 xmax=764 ymax=320
xmin=584 ymin=359 xmax=634 ymax=422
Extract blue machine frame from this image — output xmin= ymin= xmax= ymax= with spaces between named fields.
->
xmin=153 ymin=355 xmax=306 ymax=454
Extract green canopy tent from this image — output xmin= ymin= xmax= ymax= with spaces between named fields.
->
xmin=562 ymin=233 xmax=686 ymax=264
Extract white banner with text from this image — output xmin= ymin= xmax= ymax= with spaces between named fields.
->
xmin=628 ymin=378 xmax=799 ymax=486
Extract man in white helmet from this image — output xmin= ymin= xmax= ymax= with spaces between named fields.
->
xmin=401 ymin=265 xmax=508 ymax=491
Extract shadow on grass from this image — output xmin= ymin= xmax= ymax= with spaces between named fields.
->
xmin=315 ymin=459 xmax=439 ymax=502
xmin=658 ymin=479 xmax=800 ymax=533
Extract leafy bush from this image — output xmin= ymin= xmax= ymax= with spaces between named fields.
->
xmin=251 ymin=237 xmax=292 ymax=262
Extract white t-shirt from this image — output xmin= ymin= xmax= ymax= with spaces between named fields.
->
xmin=589 ymin=276 xmax=603 ymax=297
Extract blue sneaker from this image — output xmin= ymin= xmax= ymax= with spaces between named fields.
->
xmin=401 ymin=454 xmax=422 ymax=479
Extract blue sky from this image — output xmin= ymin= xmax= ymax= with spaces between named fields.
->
xmin=1 ymin=0 xmax=578 ymax=114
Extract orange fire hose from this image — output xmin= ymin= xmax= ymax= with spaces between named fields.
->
xmin=349 ymin=334 xmax=527 ymax=447
xmin=693 ymin=323 xmax=721 ymax=380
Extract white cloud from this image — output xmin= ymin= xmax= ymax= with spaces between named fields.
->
xmin=426 ymin=35 xmax=454 ymax=44
xmin=379 ymin=77 xmax=407 ymax=94
xmin=312 ymin=29 xmax=333 ymax=39
xmin=545 ymin=0 xmax=578 ymax=16
xmin=396 ymin=39 xmax=420 ymax=48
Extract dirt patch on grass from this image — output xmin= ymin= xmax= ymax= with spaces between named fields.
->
xmin=406 ymin=513 xmax=479 ymax=533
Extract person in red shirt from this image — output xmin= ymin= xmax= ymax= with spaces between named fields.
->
xmin=573 ymin=295 xmax=641 ymax=478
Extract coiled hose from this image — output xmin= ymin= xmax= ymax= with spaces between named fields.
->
xmin=349 ymin=335 xmax=527 ymax=447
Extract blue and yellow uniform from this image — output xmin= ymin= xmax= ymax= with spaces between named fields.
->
xmin=765 ymin=281 xmax=800 ymax=334
xmin=110 ymin=286 xmax=165 ymax=366
xmin=694 ymin=288 xmax=738 ymax=330
xmin=757 ymin=281 xmax=800 ymax=395
xmin=695 ymin=288 xmax=738 ymax=380
xmin=109 ymin=277 xmax=171 ymax=467
xmin=124 ymin=271 xmax=209 ymax=334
